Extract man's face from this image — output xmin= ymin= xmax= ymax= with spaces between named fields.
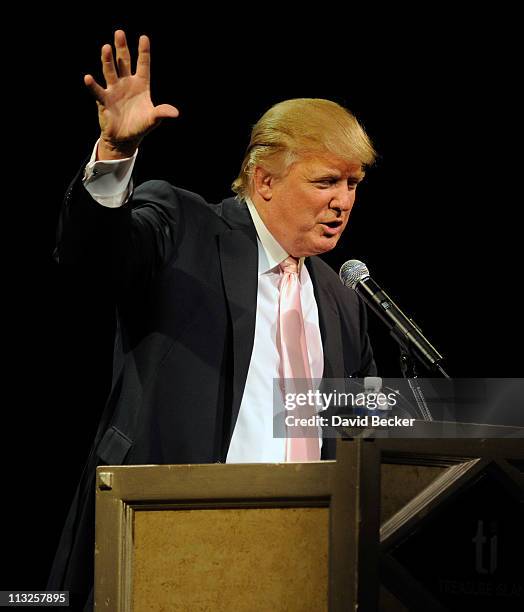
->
xmin=253 ymin=152 xmax=365 ymax=257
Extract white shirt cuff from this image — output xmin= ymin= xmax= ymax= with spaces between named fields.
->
xmin=82 ymin=139 xmax=137 ymax=208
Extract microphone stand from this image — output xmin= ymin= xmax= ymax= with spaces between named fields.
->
xmin=399 ymin=347 xmax=434 ymax=422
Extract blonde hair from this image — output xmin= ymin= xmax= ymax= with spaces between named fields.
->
xmin=231 ymin=98 xmax=376 ymax=200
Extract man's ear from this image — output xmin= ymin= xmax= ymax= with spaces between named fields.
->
xmin=253 ymin=166 xmax=275 ymax=202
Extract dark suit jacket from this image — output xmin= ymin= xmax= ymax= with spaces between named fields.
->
xmin=48 ymin=163 xmax=376 ymax=608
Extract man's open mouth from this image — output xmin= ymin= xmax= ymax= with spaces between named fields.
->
xmin=321 ymin=220 xmax=343 ymax=229
xmin=319 ymin=220 xmax=343 ymax=236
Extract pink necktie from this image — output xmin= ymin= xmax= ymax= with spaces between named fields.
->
xmin=278 ymin=256 xmax=321 ymax=462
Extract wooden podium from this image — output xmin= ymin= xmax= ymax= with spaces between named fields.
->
xmin=94 ymin=429 xmax=524 ymax=611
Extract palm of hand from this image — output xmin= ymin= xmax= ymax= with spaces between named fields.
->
xmin=97 ymin=77 xmax=156 ymax=144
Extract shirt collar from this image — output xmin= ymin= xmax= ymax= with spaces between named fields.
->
xmin=246 ymin=198 xmax=305 ymax=275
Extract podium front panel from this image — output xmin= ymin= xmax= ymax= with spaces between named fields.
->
xmin=94 ymin=461 xmax=364 ymax=611
xmin=132 ymin=505 xmax=328 ymax=611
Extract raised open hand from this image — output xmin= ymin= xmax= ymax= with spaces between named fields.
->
xmin=84 ymin=30 xmax=179 ymax=159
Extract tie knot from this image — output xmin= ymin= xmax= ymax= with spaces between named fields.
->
xmin=279 ymin=256 xmax=299 ymax=275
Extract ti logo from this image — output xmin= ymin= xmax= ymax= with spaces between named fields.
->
xmin=472 ymin=519 xmax=498 ymax=574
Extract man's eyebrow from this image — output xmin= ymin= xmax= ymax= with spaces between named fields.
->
xmin=312 ymin=171 xmax=365 ymax=182
xmin=312 ymin=172 xmax=341 ymax=180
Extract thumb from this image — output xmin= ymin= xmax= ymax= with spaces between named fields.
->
xmin=153 ymin=104 xmax=180 ymax=120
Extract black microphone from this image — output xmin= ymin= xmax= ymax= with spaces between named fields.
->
xmin=339 ymin=260 xmax=448 ymax=377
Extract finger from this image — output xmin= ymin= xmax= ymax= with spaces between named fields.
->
xmin=84 ymin=74 xmax=106 ymax=102
xmin=135 ymin=34 xmax=150 ymax=80
xmin=101 ymin=43 xmax=118 ymax=86
xmin=153 ymin=104 xmax=180 ymax=120
xmin=114 ymin=29 xmax=132 ymax=78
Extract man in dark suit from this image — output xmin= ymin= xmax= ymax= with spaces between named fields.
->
xmin=49 ymin=30 xmax=377 ymax=610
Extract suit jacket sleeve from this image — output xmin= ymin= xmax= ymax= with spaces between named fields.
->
xmin=54 ymin=163 xmax=188 ymax=298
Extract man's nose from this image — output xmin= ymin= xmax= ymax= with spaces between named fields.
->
xmin=330 ymin=187 xmax=354 ymax=214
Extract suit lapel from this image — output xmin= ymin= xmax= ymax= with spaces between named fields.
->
xmin=306 ymin=257 xmax=344 ymax=460
xmin=306 ymin=257 xmax=345 ymax=380
xmin=218 ymin=199 xmax=258 ymax=441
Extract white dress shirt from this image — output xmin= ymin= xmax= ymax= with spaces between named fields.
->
xmin=83 ymin=142 xmax=324 ymax=462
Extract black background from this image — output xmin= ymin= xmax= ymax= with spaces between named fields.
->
xmin=3 ymin=8 xmax=521 ymax=596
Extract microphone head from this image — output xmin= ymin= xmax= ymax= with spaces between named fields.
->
xmin=339 ymin=259 xmax=370 ymax=289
